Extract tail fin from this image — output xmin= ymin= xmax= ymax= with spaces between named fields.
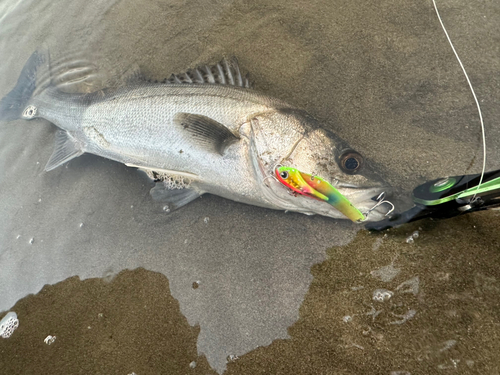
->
xmin=0 ymin=51 xmax=46 ymax=121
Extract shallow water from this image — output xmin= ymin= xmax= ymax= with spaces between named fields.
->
xmin=0 ymin=0 xmax=499 ymax=373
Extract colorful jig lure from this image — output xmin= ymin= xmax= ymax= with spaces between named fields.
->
xmin=275 ymin=166 xmax=365 ymax=222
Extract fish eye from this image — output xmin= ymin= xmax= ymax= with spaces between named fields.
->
xmin=339 ymin=150 xmax=363 ymax=174
xmin=279 ymin=171 xmax=289 ymax=179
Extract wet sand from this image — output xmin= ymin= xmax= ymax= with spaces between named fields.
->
xmin=0 ymin=0 xmax=500 ymax=372
xmin=2 ymin=211 xmax=500 ymax=374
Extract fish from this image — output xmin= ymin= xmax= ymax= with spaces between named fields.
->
xmin=0 ymin=50 xmax=391 ymax=221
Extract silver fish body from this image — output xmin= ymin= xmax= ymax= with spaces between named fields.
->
xmin=0 ymin=51 xmax=390 ymax=221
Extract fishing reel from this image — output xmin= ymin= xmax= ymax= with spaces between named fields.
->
xmin=365 ymin=169 xmax=500 ymax=231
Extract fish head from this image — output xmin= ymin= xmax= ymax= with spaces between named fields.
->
xmin=249 ymin=109 xmax=391 ymax=222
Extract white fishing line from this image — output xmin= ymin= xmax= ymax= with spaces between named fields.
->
xmin=432 ymin=0 xmax=486 ymax=200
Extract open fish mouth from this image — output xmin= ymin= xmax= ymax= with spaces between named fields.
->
xmin=274 ymin=166 xmax=394 ymax=222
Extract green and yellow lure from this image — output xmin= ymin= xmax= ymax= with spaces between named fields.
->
xmin=275 ymin=166 xmax=365 ymax=222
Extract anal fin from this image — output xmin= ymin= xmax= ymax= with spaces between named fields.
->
xmin=150 ymin=182 xmax=201 ymax=212
xmin=45 ymin=130 xmax=83 ymax=171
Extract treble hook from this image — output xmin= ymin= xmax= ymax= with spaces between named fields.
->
xmin=262 ymin=164 xmax=283 ymax=188
xmin=365 ymin=192 xmax=395 ymax=217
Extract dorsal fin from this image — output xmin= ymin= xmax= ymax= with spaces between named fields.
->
xmin=164 ymin=58 xmax=252 ymax=88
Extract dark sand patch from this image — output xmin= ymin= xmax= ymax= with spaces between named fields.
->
xmin=2 ymin=211 xmax=500 ymax=374
xmin=0 ymin=269 xmax=217 ymax=375
xmin=224 ymin=212 xmax=500 ymax=374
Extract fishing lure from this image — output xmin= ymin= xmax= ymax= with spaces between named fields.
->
xmin=275 ymin=166 xmax=365 ymax=222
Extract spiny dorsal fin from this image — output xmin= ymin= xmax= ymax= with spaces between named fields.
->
xmin=164 ymin=58 xmax=252 ymax=88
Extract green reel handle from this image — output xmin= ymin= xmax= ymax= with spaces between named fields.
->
xmin=413 ymin=170 xmax=500 ymax=206
xmin=366 ymin=169 xmax=500 ymax=231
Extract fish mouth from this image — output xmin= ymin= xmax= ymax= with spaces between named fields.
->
xmin=272 ymin=166 xmax=394 ymax=222
xmin=251 ymin=144 xmax=394 ymax=221
xmin=261 ymin=173 xmax=393 ymax=221
xmin=275 ymin=166 xmax=366 ymax=222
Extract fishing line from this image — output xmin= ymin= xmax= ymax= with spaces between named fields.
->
xmin=431 ymin=0 xmax=486 ymax=201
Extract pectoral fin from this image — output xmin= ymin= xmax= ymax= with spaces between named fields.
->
xmin=45 ymin=130 xmax=84 ymax=171
xmin=173 ymin=113 xmax=239 ymax=155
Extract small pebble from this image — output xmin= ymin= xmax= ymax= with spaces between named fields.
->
xmin=372 ymin=289 xmax=394 ymax=302
xmin=0 ymin=312 xmax=19 ymax=338
xmin=44 ymin=335 xmax=56 ymax=345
